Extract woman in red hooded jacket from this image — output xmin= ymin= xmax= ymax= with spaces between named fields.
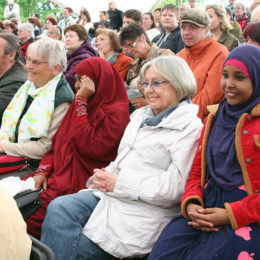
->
xmin=25 ymin=57 xmax=129 ymax=238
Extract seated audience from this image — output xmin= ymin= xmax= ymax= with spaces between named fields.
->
xmin=0 ymin=38 xmax=74 ymax=174
xmin=78 ymin=10 xmax=93 ymax=33
xmin=0 ymin=33 xmax=27 ymax=126
xmin=10 ymin=18 xmax=18 ymax=34
xmin=177 ymin=8 xmax=229 ymax=121
xmin=18 ymin=23 xmax=34 ymax=62
xmin=243 ymin=22 xmax=260 ymax=46
xmin=41 ymin=55 xmax=203 ymax=259
xmin=206 ymin=4 xmax=239 ymax=51
xmin=25 ymin=57 xmax=129 ymax=238
xmin=64 ymin=24 xmax=96 ymax=91
xmin=142 ymin=12 xmax=160 ymax=41
xmin=153 ymin=4 xmax=184 ymax=54
xmin=95 ymin=28 xmax=133 ymax=80
xmin=48 ymin=25 xmax=62 ymax=41
xmin=122 ymin=9 xmax=142 ymax=27
xmin=234 ymin=1 xmax=249 ymax=31
xmin=0 ymin=184 xmax=31 ymax=259
xmin=4 ymin=20 xmax=16 ymax=35
xmin=225 ymin=7 xmax=242 ymax=40
xmin=58 ymin=7 xmax=75 ymax=31
xmin=76 ymin=7 xmax=86 ymax=24
xmin=148 ymin=45 xmax=260 ymax=260
xmin=26 ymin=17 xmax=41 ymax=38
xmin=119 ymin=23 xmax=174 ymax=111
xmin=41 ymin=17 xmax=57 ymax=37
xmin=88 ymin=11 xmax=110 ymax=38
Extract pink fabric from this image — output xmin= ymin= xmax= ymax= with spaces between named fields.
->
xmin=224 ymin=59 xmax=251 ymax=79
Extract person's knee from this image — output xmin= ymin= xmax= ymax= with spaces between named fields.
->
xmin=46 ymin=195 xmax=68 ymax=217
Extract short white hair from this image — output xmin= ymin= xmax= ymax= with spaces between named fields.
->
xmin=27 ymin=38 xmax=67 ymax=72
xmin=140 ymin=56 xmax=196 ymax=101
xmin=18 ymin=23 xmax=34 ymax=38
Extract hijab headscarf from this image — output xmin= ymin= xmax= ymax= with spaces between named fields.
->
xmin=26 ymin=58 xmax=129 ymax=237
xmin=206 ymin=45 xmax=260 ymax=190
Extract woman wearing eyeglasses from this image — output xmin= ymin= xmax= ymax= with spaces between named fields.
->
xmin=119 ymin=23 xmax=174 ymax=113
xmin=41 ymin=55 xmax=202 ymax=259
xmin=0 ymin=38 xmax=74 ymax=177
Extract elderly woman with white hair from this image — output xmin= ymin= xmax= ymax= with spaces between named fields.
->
xmin=0 ymin=37 xmax=74 ymax=176
xmin=18 ymin=23 xmax=34 ymax=62
xmin=41 ymin=55 xmax=203 ymax=260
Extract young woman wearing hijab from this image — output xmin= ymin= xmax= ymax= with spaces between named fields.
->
xmin=148 ymin=45 xmax=260 ymax=260
xmin=25 ymin=57 xmax=130 ymax=239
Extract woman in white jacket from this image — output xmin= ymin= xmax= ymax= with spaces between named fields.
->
xmin=41 ymin=56 xmax=203 ymax=259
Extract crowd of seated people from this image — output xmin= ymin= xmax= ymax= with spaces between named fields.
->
xmin=0 ymin=0 xmax=260 ymax=259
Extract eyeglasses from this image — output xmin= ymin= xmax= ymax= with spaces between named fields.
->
xmin=141 ymin=80 xmax=169 ymax=89
xmin=123 ymin=36 xmax=140 ymax=51
xmin=25 ymin=57 xmax=49 ymax=67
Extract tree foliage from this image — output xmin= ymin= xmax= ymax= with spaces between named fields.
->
xmin=0 ymin=0 xmax=62 ymax=22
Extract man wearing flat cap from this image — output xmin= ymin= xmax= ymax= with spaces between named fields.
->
xmin=177 ymin=8 xmax=229 ymax=121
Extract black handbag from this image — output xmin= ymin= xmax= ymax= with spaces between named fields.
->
xmin=14 ymin=189 xmax=43 ymax=220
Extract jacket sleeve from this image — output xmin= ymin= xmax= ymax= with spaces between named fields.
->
xmin=180 ymin=124 xmax=207 ymax=219
xmin=69 ymin=96 xmax=129 ymax=161
xmin=112 ymin=125 xmax=202 ymax=209
xmin=191 ymin=51 xmax=228 ymax=120
xmin=225 ymin=194 xmax=260 ymax=230
xmin=3 ymin=102 xmax=70 ymax=159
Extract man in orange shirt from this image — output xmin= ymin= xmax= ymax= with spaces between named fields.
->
xmin=177 ymin=8 xmax=229 ymax=121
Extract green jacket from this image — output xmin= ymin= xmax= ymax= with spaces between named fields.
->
xmin=0 ymin=62 xmax=27 ymax=126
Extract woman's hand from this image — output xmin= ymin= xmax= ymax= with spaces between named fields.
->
xmin=187 ymin=203 xmax=229 ymax=232
xmin=33 ymin=174 xmax=48 ymax=190
xmin=76 ymin=76 xmax=95 ymax=99
xmin=98 ymin=50 xmax=105 ymax=59
xmin=91 ymin=168 xmax=118 ymax=192
xmin=130 ymin=97 xmax=148 ymax=109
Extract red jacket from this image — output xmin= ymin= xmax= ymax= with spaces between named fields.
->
xmin=113 ymin=52 xmax=133 ymax=81
xmin=181 ymin=104 xmax=260 ymax=229
xmin=237 ymin=13 xmax=248 ymax=31
xmin=177 ymin=38 xmax=229 ymax=121
xmin=20 ymin=38 xmax=33 ymax=62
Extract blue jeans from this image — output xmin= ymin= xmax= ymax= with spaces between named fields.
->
xmin=41 ymin=191 xmax=115 ymax=260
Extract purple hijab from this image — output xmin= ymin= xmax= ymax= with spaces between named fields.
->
xmin=206 ymin=45 xmax=260 ymax=190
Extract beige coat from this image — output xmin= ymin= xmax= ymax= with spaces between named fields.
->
xmin=0 ymin=184 xmax=31 ymax=260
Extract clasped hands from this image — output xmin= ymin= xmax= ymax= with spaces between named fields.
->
xmin=187 ymin=203 xmax=230 ymax=232
xmin=87 ymin=168 xmax=118 ymax=192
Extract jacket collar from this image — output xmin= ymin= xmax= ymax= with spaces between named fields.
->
xmin=207 ymin=103 xmax=260 ymax=117
xmin=138 ymin=102 xmax=199 ymax=130
xmin=185 ymin=37 xmax=215 ymax=56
